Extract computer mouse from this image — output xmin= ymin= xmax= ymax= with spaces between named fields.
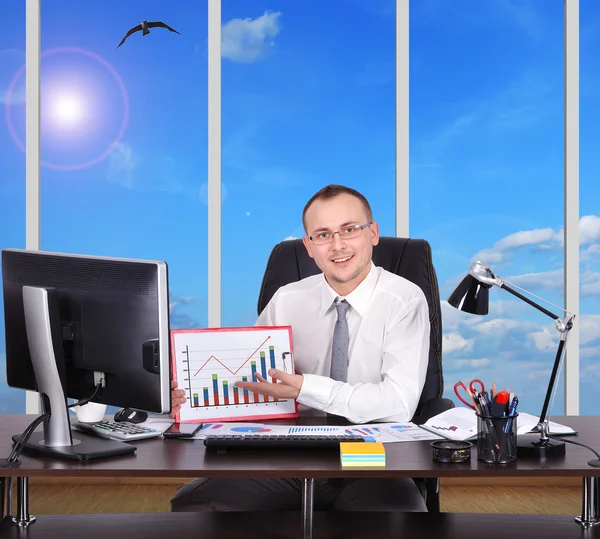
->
xmin=114 ymin=408 xmax=148 ymax=424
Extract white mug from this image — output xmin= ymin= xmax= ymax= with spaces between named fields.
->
xmin=71 ymin=401 xmax=107 ymax=423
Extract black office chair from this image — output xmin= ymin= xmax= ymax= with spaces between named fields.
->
xmin=257 ymin=236 xmax=454 ymax=513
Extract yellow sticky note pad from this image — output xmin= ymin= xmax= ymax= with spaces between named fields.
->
xmin=340 ymin=442 xmax=386 ymax=467
xmin=340 ymin=442 xmax=385 ymax=455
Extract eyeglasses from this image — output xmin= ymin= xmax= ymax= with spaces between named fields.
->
xmin=308 ymin=222 xmax=372 ymax=245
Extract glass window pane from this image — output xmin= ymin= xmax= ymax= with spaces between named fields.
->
xmin=580 ymin=0 xmax=600 ymax=415
xmin=33 ymin=2 xmax=208 ymax=411
xmin=222 ymin=1 xmax=396 ymax=326
xmin=0 ymin=3 xmax=26 ymax=413
xmin=410 ymin=1 xmax=565 ymax=416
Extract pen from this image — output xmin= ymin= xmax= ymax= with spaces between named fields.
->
xmin=476 ymin=392 xmax=501 ymax=454
xmin=472 ymin=393 xmax=497 ymax=460
xmin=504 ymin=396 xmax=519 ymax=434
xmin=480 ymin=391 xmax=492 ymax=415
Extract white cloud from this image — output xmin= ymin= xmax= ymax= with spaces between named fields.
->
xmin=581 ymin=346 xmax=600 ymax=359
xmin=451 ymin=358 xmax=491 ymax=369
xmin=169 ymin=296 xmax=195 ymax=313
xmin=582 ymin=280 xmax=600 ymax=296
xmin=523 ymin=368 xmax=551 ymax=381
xmin=497 ymin=228 xmax=558 ymax=250
xmin=443 ymin=331 xmax=473 ymax=354
xmin=581 ymin=363 xmax=600 ymax=380
xmin=470 ymin=248 xmax=505 ymax=265
xmin=529 ymin=327 xmax=556 ymax=351
xmin=503 ymin=268 xmax=563 ymax=291
xmin=222 ymin=11 xmax=282 ymax=63
xmin=504 ymin=360 xmax=547 ymax=371
xmin=472 ymin=216 xmax=600 ymax=265
xmin=498 ymin=267 xmax=600 ymax=298
xmin=506 ymin=268 xmax=600 ymax=297
xmin=107 ymin=142 xmax=137 ymax=188
xmin=471 ymin=318 xmax=530 ymax=334
xmin=580 ymin=215 xmax=600 ymax=245
xmin=441 ymin=300 xmax=479 ymax=331
xmin=580 ymin=314 xmax=600 ymax=346
xmin=473 ymin=228 xmax=558 ymax=264
xmin=582 ymin=244 xmax=600 ymax=262
xmin=282 ymin=236 xmax=297 ymax=241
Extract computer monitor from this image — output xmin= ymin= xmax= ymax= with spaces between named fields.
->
xmin=1 ymin=248 xmax=171 ymax=462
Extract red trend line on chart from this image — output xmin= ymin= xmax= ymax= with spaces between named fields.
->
xmin=192 ymin=336 xmax=271 ymax=377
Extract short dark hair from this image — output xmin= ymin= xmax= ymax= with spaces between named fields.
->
xmin=302 ymin=184 xmax=373 ymax=232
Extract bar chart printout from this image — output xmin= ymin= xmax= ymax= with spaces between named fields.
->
xmin=171 ymin=326 xmax=297 ymax=421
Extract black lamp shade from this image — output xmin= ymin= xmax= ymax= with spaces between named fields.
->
xmin=447 ymin=274 xmax=491 ymax=315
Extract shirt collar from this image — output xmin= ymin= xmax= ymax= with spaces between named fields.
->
xmin=320 ymin=261 xmax=378 ymax=317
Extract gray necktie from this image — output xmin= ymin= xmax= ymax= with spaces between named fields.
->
xmin=330 ymin=299 xmax=350 ymax=382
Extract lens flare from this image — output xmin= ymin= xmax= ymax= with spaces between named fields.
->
xmin=4 ymin=46 xmax=129 ymax=171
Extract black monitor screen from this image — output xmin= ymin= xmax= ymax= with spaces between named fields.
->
xmin=2 ymin=249 xmax=171 ymax=414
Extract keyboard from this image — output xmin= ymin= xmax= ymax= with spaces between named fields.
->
xmin=73 ymin=420 xmax=162 ymax=441
xmin=204 ymin=434 xmax=366 ymax=450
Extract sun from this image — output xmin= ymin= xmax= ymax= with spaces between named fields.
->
xmin=50 ymin=92 xmax=86 ymax=128
xmin=6 ymin=46 xmax=130 ymax=171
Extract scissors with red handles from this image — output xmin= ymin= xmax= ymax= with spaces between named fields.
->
xmin=453 ymin=379 xmax=485 ymax=409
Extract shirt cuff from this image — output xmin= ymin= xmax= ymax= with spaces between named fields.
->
xmin=297 ymin=373 xmax=335 ymax=410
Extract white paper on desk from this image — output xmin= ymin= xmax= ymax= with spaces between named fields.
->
xmin=420 ymin=407 xmax=576 ymax=441
xmin=192 ymin=423 xmax=348 ymax=439
xmin=192 ymin=421 xmax=443 ymax=443
xmin=515 ymin=412 xmax=576 ymax=435
xmin=138 ymin=417 xmax=174 ymax=433
xmin=420 ymin=407 xmax=478 ymax=441
xmin=191 ymin=422 xmax=276 ymax=439
xmin=373 ymin=423 xmax=443 ymax=442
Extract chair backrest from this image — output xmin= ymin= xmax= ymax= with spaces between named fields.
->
xmin=256 ymin=237 xmax=444 ymax=416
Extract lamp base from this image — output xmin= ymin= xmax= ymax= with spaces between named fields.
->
xmin=517 ymin=434 xmax=566 ymax=459
xmin=587 ymin=459 xmax=600 ymax=468
xmin=0 ymin=459 xmax=21 ymax=468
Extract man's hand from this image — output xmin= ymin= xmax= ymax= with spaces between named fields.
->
xmin=170 ymin=379 xmax=187 ymax=418
xmin=234 ymin=369 xmax=303 ymax=400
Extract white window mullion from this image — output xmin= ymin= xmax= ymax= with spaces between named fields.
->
xmin=25 ymin=0 xmax=41 ymax=414
xmin=564 ymin=0 xmax=580 ymax=415
xmin=395 ymin=0 xmax=409 ymax=238
xmin=208 ymin=0 xmax=222 ymax=328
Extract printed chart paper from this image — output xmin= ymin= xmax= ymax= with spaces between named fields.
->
xmin=191 ymin=422 xmax=443 ymax=443
xmin=171 ymin=326 xmax=298 ymax=422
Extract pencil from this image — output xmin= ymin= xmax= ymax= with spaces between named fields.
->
xmin=466 ymin=387 xmax=481 ymax=414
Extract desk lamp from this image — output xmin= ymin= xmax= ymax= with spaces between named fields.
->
xmin=448 ymin=260 xmax=575 ymax=460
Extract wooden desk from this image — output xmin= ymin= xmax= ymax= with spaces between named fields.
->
xmin=2 ymin=414 xmax=600 ymax=538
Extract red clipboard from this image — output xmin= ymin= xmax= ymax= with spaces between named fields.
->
xmin=170 ymin=326 xmax=298 ymax=423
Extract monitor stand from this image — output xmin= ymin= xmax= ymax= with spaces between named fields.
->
xmin=10 ymin=430 xmax=135 ymax=462
xmin=10 ymin=286 xmax=136 ymax=462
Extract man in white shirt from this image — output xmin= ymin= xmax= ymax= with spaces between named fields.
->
xmin=170 ymin=184 xmax=430 ymax=512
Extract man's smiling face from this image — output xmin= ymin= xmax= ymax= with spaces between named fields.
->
xmin=302 ymin=192 xmax=379 ymax=296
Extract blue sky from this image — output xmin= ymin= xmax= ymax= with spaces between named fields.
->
xmin=0 ymin=1 xmax=599 ymax=419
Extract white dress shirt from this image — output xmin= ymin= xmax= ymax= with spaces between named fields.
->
xmin=256 ymin=262 xmax=430 ymax=424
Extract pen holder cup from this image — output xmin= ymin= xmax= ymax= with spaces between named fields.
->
xmin=476 ymin=413 xmax=518 ymax=465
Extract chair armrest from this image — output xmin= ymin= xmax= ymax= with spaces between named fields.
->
xmin=411 ymin=397 xmax=455 ymax=425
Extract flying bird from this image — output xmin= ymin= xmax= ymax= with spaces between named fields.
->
xmin=117 ymin=20 xmax=180 ymax=48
